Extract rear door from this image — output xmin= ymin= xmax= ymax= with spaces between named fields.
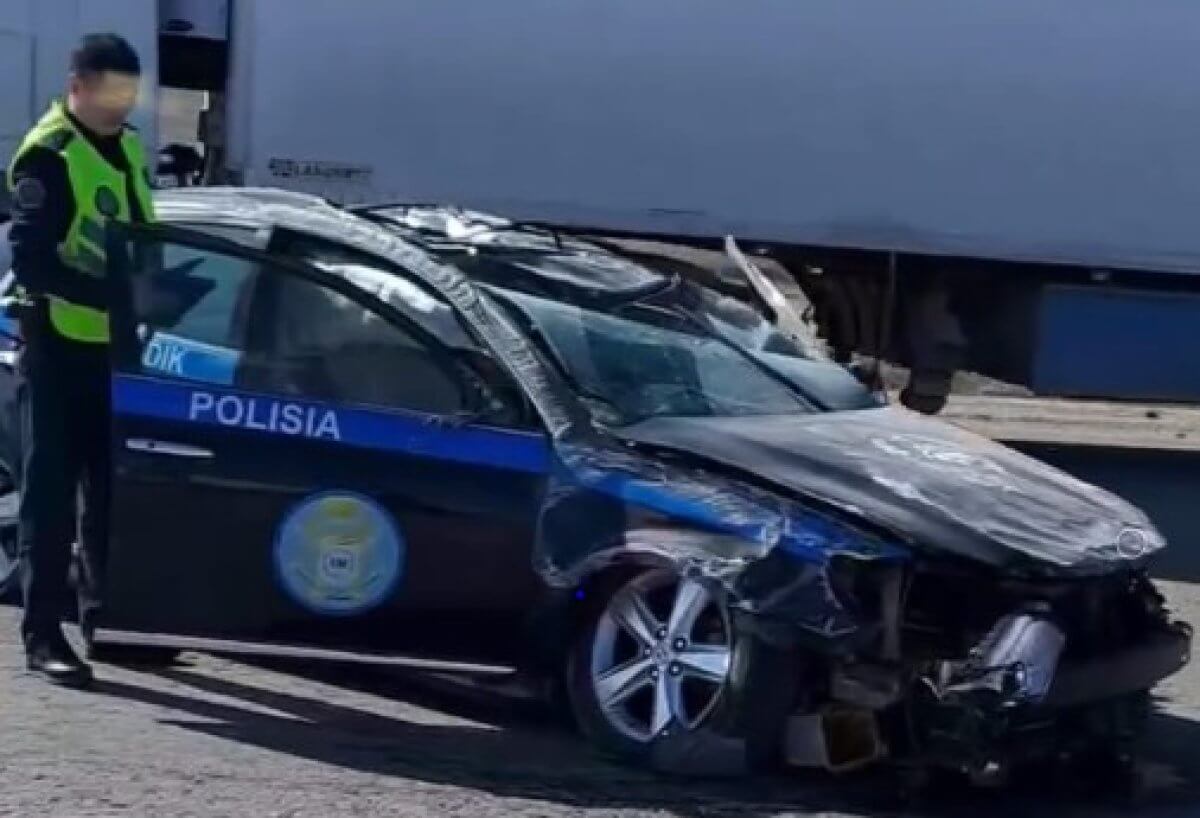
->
xmin=101 ymin=222 xmax=550 ymax=663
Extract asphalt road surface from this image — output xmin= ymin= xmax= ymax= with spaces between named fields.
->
xmin=3 ymin=437 xmax=1199 ymax=817
xmin=0 ymin=581 xmax=1197 ymax=818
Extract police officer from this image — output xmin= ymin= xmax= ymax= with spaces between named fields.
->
xmin=6 ymin=34 xmax=156 ymax=687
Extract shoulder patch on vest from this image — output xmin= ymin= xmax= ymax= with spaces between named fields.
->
xmin=13 ymin=177 xmax=46 ymax=210
xmin=95 ymin=186 xmax=120 ymax=217
xmin=36 ymin=129 xmax=74 ymax=152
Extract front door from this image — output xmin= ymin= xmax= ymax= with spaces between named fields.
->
xmin=100 ymin=222 xmax=550 ymax=663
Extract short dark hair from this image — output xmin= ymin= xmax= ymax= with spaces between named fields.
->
xmin=70 ymin=33 xmax=141 ymax=77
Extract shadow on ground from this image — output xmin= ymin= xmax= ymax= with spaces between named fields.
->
xmin=91 ymin=661 xmax=854 ymax=817
xmin=89 ymin=656 xmax=1200 ymax=818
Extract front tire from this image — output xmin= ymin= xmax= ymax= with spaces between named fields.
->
xmin=566 ymin=568 xmax=738 ymax=769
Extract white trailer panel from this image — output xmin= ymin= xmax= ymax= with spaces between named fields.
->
xmin=226 ymin=0 xmax=1200 ymax=273
xmin=0 ymin=1 xmax=36 ymax=200
xmin=0 ymin=0 xmax=158 ymax=190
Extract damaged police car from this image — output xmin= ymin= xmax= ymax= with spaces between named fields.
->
xmin=0 ymin=188 xmax=1190 ymax=782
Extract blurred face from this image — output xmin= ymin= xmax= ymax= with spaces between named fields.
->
xmin=67 ymin=70 xmax=140 ymax=135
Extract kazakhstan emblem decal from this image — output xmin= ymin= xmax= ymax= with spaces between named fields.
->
xmin=273 ymin=491 xmax=404 ymax=616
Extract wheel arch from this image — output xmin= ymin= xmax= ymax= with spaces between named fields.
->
xmin=547 ymin=530 xmax=805 ymax=774
xmin=525 ymin=528 xmax=742 ymax=674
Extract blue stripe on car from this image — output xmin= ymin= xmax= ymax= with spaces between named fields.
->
xmin=582 ymin=469 xmax=770 ymax=540
xmin=111 ymin=375 xmax=551 ymax=474
xmin=111 ymin=376 xmax=878 ymax=557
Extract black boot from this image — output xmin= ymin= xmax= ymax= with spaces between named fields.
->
xmin=26 ymin=634 xmax=94 ymax=689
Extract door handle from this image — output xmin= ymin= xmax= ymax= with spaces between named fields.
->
xmin=125 ymin=438 xmax=214 ymax=459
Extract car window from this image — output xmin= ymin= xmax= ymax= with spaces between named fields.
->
xmin=270 ymin=232 xmax=479 ymax=352
xmin=154 ymin=243 xmax=254 ymax=348
xmin=492 ymin=286 xmax=809 ymax=425
xmin=239 ymin=272 xmax=470 ymax=415
xmin=124 ymin=238 xmax=471 ymax=417
xmin=123 ymin=241 xmax=260 ymax=385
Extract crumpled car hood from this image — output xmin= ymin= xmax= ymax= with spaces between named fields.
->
xmin=617 ymin=406 xmax=1164 ymax=574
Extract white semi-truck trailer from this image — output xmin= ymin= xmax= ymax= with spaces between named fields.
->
xmin=4 ymin=0 xmax=1200 ymax=411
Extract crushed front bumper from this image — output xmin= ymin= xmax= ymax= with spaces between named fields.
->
xmin=1043 ymin=619 xmax=1192 ymax=709
xmin=910 ymin=619 xmax=1193 ymax=770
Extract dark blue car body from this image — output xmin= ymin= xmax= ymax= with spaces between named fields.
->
xmin=0 ymin=190 xmax=1188 ymax=776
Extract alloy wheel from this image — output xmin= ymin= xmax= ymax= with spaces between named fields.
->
xmin=588 ymin=570 xmax=733 ymax=743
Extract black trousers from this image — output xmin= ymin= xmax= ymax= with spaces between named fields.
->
xmin=17 ymin=309 xmax=111 ymax=650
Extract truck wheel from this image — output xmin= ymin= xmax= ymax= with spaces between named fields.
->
xmin=566 ymin=568 xmax=739 ymax=771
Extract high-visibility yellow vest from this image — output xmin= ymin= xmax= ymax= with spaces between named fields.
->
xmin=6 ymin=99 xmax=156 ymax=343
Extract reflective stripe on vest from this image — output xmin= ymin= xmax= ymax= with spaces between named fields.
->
xmin=6 ymin=100 xmax=157 ymax=343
